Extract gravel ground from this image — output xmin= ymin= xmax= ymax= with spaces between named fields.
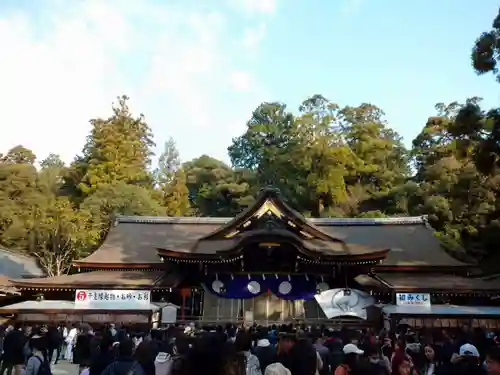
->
xmin=51 ymin=361 xmax=80 ymax=375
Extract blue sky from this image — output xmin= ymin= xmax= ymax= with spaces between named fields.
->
xmin=0 ymin=0 xmax=498 ymax=166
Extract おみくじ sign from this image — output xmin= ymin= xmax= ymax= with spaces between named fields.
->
xmin=396 ymin=293 xmax=431 ymax=307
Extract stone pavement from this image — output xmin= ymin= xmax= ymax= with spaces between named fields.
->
xmin=51 ymin=361 xmax=79 ymax=375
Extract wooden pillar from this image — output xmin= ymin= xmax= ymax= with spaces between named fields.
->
xmin=180 ymin=288 xmax=190 ymax=321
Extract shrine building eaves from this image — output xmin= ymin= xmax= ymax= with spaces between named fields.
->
xmin=114 ymin=215 xmax=427 ymax=226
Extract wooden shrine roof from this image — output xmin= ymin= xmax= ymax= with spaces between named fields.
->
xmin=72 ymin=185 xmax=466 ymax=269
xmin=0 ymin=247 xmax=45 ymax=295
xmin=74 ymin=215 xmax=466 ymax=269
xmin=0 ymin=275 xmax=20 ymax=295
xmin=10 ymin=270 xmax=180 ymax=290
xmin=358 ymin=273 xmax=500 ymax=292
xmin=157 ymin=228 xmax=390 ymax=262
xmin=0 ymin=247 xmax=45 ymax=278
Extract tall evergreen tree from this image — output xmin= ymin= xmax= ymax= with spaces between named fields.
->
xmin=156 ymin=138 xmax=190 ymax=216
xmin=78 ymin=95 xmax=155 ymax=195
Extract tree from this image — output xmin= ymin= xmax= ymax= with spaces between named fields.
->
xmin=40 ymin=154 xmax=65 ymax=169
xmin=77 ymin=95 xmax=155 ymax=195
xmin=0 ymin=146 xmax=40 ymax=250
xmin=156 ymin=138 xmax=180 ymax=184
xmin=184 ymin=155 xmax=255 ymax=216
xmin=155 ymin=138 xmax=190 ymax=216
xmin=2 ymin=145 xmax=36 ymax=164
xmin=339 ymin=103 xmax=409 ymax=194
xmin=162 ymin=169 xmax=191 ymax=216
xmin=228 ymin=102 xmax=302 ymax=192
xmin=471 ymin=8 xmax=500 ymax=82
xmin=30 ymin=197 xmax=98 ymax=276
xmin=39 ymin=154 xmax=66 ymax=196
xmin=410 ymin=99 xmax=496 ymax=259
xmin=295 ymin=95 xmax=351 ymax=216
xmin=81 ymin=182 xmax=165 ymax=230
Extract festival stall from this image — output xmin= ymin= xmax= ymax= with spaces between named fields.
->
xmin=0 ymin=289 xmax=162 ymax=326
xmin=375 ymin=291 xmax=500 ymax=330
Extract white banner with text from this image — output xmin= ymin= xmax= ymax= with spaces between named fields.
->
xmin=396 ymin=293 xmax=431 ymax=307
xmin=74 ymin=289 xmax=151 ymax=310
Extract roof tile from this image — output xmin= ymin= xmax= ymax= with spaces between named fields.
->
xmin=10 ymin=270 xmax=179 ymax=289
xmin=75 ymin=215 xmax=465 ymax=267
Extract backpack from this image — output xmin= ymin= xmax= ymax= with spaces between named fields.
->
xmin=32 ymin=355 xmax=52 ymax=375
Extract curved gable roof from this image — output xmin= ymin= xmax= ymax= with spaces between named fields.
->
xmin=74 ymin=215 xmax=467 ymax=268
xmin=0 ymin=247 xmax=44 ymax=278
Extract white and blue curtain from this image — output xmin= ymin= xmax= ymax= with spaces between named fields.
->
xmin=203 ymin=275 xmax=327 ymax=300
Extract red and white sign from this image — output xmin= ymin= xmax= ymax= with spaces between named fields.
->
xmin=74 ymin=289 xmax=151 ymax=310
xmin=76 ymin=291 xmax=87 ymax=302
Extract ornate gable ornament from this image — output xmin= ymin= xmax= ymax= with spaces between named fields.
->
xmin=199 ymin=187 xmax=344 ymax=243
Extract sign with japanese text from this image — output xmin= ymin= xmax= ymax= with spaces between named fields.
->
xmin=396 ymin=293 xmax=431 ymax=307
xmin=74 ymin=289 xmax=151 ymax=310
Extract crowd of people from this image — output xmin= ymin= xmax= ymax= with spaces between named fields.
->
xmin=1 ymin=322 xmax=500 ymax=375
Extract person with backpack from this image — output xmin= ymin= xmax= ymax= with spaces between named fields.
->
xmin=100 ymin=339 xmax=146 ymax=375
xmin=25 ymin=335 xmax=51 ymax=375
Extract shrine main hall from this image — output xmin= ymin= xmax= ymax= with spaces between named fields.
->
xmin=5 ymin=187 xmax=500 ymax=325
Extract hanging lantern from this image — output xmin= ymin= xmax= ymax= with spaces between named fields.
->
xmin=278 ymin=281 xmax=292 ymax=295
xmin=247 ymin=281 xmax=261 ymax=294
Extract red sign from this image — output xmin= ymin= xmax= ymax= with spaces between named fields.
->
xmin=76 ymin=291 xmax=87 ymax=302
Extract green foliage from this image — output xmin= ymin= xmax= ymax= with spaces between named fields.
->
xmin=184 ymin=155 xmax=255 ymax=217
xmin=471 ymin=8 xmax=500 ymax=82
xmin=78 ymin=95 xmax=155 ymax=195
xmin=155 ymin=139 xmax=190 ymax=216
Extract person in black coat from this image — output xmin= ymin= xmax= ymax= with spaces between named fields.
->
xmin=45 ymin=326 xmax=62 ymax=364
xmin=0 ymin=324 xmax=27 ymax=375
xmin=252 ymin=328 xmax=276 ymax=372
xmin=73 ymin=325 xmax=94 ymax=372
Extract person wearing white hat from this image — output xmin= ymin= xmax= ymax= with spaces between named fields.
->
xmin=333 ymin=344 xmax=364 ymax=375
xmin=459 ymin=343 xmax=480 ymax=358
xmin=264 ymin=363 xmax=291 ymax=375
xmin=450 ymin=343 xmax=483 ymax=375
xmin=451 ymin=342 xmax=481 ymax=364
xmin=342 ymin=343 xmax=364 ymax=355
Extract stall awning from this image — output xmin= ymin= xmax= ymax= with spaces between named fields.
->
xmin=382 ymin=304 xmax=500 ymax=316
xmin=375 ymin=273 xmax=500 ymax=292
xmin=0 ymin=300 xmax=162 ymax=314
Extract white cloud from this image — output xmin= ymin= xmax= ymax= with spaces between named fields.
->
xmin=242 ymin=23 xmax=267 ymax=52
xmin=230 ymin=0 xmax=277 ymax=15
xmin=229 ymin=71 xmax=254 ymax=92
xmin=0 ymin=0 xmax=270 ymax=165
xmin=340 ymin=0 xmax=363 ymax=15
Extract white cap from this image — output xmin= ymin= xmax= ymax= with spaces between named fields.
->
xmin=459 ymin=343 xmax=479 ymax=357
xmin=343 ymin=343 xmax=364 ymax=355
xmin=265 ymin=363 xmax=291 ymax=375
xmin=155 ymin=352 xmax=171 ymax=364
